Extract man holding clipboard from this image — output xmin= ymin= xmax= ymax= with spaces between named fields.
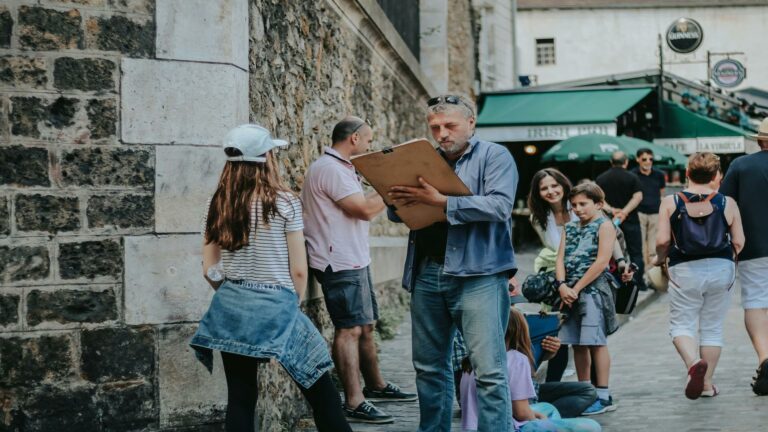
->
xmin=386 ymin=94 xmax=519 ymax=432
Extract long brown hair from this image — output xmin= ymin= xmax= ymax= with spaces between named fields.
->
xmin=527 ymin=168 xmax=572 ymax=231
xmin=461 ymin=308 xmax=535 ymax=374
xmin=204 ymin=151 xmax=292 ymax=251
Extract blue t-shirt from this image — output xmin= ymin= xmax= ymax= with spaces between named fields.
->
xmin=720 ymin=151 xmax=768 ymax=261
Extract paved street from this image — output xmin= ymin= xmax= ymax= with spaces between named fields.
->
xmin=349 ymin=284 xmax=767 ymax=431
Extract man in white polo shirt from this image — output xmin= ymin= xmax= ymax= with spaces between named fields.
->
xmin=302 ymin=117 xmax=416 ymax=424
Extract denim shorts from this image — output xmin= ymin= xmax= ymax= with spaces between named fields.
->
xmin=313 ymin=265 xmax=378 ymax=328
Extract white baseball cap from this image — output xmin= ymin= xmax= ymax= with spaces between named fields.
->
xmin=223 ymin=124 xmax=289 ymax=163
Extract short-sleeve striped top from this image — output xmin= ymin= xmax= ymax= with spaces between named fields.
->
xmin=202 ymin=192 xmax=303 ymax=290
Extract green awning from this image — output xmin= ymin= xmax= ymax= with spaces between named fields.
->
xmin=477 ymin=87 xmax=653 ymax=126
xmin=659 ymin=102 xmax=750 ymax=138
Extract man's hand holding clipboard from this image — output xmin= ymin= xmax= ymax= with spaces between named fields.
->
xmin=350 ymin=139 xmax=470 ymax=230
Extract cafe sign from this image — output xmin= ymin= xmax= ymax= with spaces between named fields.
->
xmin=476 ymin=123 xmax=617 ymax=142
xmin=666 ymin=18 xmax=704 ymax=54
xmin=654 ymin=136 xmax=745 ymax=155
xmin=711 ymin=59 xmax=746 ymax=88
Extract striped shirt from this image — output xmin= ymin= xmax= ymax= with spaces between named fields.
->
xmin=202 ymin=192 xmax=303 ymax=290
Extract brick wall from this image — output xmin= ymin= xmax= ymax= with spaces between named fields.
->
xmin=0 ymin=1 xmax=158 ymax=430
xmin=0 ymin=0 xmax=477 ymax=430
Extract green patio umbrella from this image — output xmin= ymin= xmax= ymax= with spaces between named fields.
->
xmin=541 ymin=134 xmax=687 ymax=169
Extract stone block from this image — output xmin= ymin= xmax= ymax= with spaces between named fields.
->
xmin=156 ymin=0 xmax=249 ymax=69
xmin=85 ymin=14 xmax=154 ymax=57
xmin=0 ymin=244 xmax=50 ymax=283
xmin=26 ymin=288 xmax=118 ymax=326
xmin=0 ymin=145 xmax=50 ymax=187
xmin=10 ymin=96 xmax=79 ymax=138
xmin=81 ymin=327 xmax=155 ymax=383
xmin=0 ymin=334 xmax=75 ymax=387
xmin=158 ymin=325 xmax=227 ymax=427
xmin=97 ymin=381 xmax=158 ymax=431
xmin=0 ymin=195 xmax=8 ymax=236
xmin=54 ymin=57 xmax=116 ymax=91
xmin=0 ymin=7 xmax=11 ymax=48
xmin=59 ymin=239 xmax=122 ymax=279
xmin=121 ymin=59 xmax=248 ymax=145
xmin=60 ymin=147 xmax=153 ymax=188
xmin=107 ymin=0 xmax=155 ymax=15
xmin=18 ymin=6 xmax=83 ymax=50
xmin=15 ymin=193 xmax=80 ymax=233
xmin=88 ymin=194 xmax=153 ymax=229
xmin=124 ymin=235 xmax=213 ymax=324
xmin=155 ymin=146 xmax=224 ymax=233
xmin=0 ymin=55 xmax=48 ymax=88
xmin=0 ymin=293 xmax=20 ymax=326
xmin=23 ymin=384 xmax=99 ymax=432
xmin=86 ymin=98 xmax=117 ymax=139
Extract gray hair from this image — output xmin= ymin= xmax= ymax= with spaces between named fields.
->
xmin=610 ymin=151 xmax=628 ymax=166
xmin=427 ymin=94 xmax=476 ymax=119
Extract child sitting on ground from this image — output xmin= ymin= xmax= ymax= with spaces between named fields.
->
xmin=460 ymin=307 xmax=602 ymax=432
xmin=555 ymin=182 xmax=619 ymax=416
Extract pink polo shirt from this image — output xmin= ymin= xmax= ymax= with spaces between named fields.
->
xmin=301 ymin=147 xmax=371 ymax=272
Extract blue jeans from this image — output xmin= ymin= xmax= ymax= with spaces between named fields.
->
xmin=412 ymin=260 xmax=512 ymax=432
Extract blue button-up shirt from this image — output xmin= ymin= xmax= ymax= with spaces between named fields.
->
xmin=388 ymin=136 xmax=519 ymax=291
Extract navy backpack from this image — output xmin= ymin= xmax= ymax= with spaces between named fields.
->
xmin=671 ymin=191 xmax=731 ymax=256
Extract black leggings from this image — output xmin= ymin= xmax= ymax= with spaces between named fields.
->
xmin=221 ymin=352 xmax=351 ymax=432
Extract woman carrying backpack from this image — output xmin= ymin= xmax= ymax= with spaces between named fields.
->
xmin=652 ymin=152 xmax=744 ymax=400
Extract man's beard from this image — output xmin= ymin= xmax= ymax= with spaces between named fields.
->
xmin=441 ymin=140 xmax=468 ymax=155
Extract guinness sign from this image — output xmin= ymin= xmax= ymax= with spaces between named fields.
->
xmin=712 ymin=59 xmax=746 ymax=88
xmin=666 ymin=18 xmax=704 ymax=53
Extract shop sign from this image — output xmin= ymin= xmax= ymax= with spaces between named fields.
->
xmin=711 ymin=59 xmax=746 ymax=88
xmin=654 ymin=136 xmax=744 ymax=154
xmin=666 ymin=18 xmax=704 ymax=54
xmin=477 ymin=123 xmax=617 ymax=142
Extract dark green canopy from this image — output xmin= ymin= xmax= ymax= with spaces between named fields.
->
xmin=541 ymin=134 xmax=687 ymax=169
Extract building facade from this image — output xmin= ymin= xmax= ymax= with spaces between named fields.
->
xmin=0 ymin=0 xmax=478 ymax=430
xmin=516 ymin=1 xmax=768 ymax=91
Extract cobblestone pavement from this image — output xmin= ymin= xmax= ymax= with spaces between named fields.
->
xmin=353 ymin=290 xmax=767 ymax=432
xmin=597 ymin=291 xmax=768 ymax=432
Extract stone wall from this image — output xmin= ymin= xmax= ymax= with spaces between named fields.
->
xmin=0 ymin=0 xmax=477 ymax=431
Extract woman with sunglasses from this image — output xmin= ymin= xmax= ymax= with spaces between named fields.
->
xmin=190 ymin=124 xmax=351 ymax=432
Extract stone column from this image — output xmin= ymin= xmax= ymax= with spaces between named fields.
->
xmin=420 ymin=0 xmax=449 ymax=94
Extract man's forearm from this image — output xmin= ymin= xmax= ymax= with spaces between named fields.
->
xmin=622 ymin=193 xmax=643 ymax=215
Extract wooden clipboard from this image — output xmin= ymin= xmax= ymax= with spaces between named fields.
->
xmin=351 ymin=139 xmax=471 ymax=230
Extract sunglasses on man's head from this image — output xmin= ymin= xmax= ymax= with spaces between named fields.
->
xmin=428 ymin=95 xmax=463 ymax=107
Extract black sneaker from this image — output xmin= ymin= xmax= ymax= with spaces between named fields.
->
xmin=363 ymin=382 xmax=418 ymax=402
xmin=344 ymin=400 xmax=394 ymax=424
xmin=752 ymin=359 xmax=768 ymax=396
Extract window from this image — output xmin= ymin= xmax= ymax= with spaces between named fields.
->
xmin=536 ymin=38 xmax=555 ymax=66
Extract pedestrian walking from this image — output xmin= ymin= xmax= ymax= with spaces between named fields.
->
xmin=527 ymin=168 xmax=578 ymax=382
xmin=596 ymin=151 xmax=647 ymax=290
xmin=190 ymin=124 xmax=351 ymax=432
xmin=630 ymin=148 xmax=666 ymax=269
xmin=651 ymin=152 xmax=744 ymax=400
xmin=460 ymin=307 xmax=602 ymax=432
xmin=387 ymin=94 xmax=518 ymax=432
xmin=302 ymin=117 xmax=415 ymax=424
xmin=719 ymin=118 xmax=768 ymax=396
xmin=555 ymin=182 xmax=619 ymax=415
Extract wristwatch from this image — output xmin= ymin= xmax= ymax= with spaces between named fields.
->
xmin=554 ymin=279 xmax=566 ymax=288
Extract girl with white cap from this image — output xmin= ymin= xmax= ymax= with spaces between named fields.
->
xmin=190 ymin=124 xmax=351 ymax=432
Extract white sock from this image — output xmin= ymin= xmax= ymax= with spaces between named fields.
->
xmin=596 ymin=387 xmax=611 ymax=401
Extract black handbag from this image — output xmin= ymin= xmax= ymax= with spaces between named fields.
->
xmin=522 ymin=270 xmax=560 ymax=307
